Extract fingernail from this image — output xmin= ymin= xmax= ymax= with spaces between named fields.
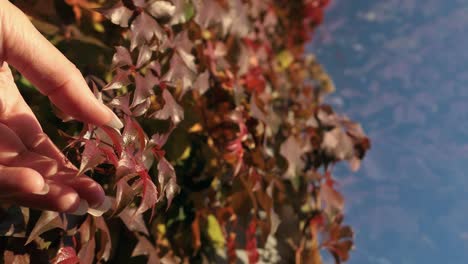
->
xmin=69 ymin=200 xmax=89 ymax=216
xmin=33 ymin=183 xmax=50 ymax=195
xmin=87 ymin=196 xmax=112 ymax=217
xmin=106 ymin=107 xmax=124 ymax=129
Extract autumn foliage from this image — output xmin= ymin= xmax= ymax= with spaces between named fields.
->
xmin=0 ymin=0 xmax=370 ymax=263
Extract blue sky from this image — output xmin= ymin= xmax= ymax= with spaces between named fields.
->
xmin=310 ymin=0 xmax=468 ymax=263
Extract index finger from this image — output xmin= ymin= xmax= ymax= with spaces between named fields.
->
xmin=0 ymin=1 xmax=122 ymax=128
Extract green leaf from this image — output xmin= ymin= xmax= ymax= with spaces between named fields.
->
xmin=184 ymin=1 xmax=195 ymax=21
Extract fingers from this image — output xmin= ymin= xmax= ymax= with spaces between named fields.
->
xmin=0 ymin=122 xmax=57 ymax=177
xmin=0 ymin=1 xmax=122 ymax=128
xmin=0 ymin=5 xmax=113 ymax=212
xmin=8 ymin=151 xmax=58 ymax=177
xmin=0 ymin=165 xmax=46 ymax=195
xmin=0 ymin=63 xmax=76 ymax=169
xmin=53 ymin=170 xmax=106 ymax=208
xmin=1 ymin=175 xmax=106 ymax=214
xmin=27 ymin=134 xmax=106 ymax=208
xmin=0 ymin=167 xmax=105 ymax=213
xmin=0 ymin=111 xmax=105 ymax=210
xmin=0 ymin=63 xmax=44 ymax=149
xmin=3 ymin=182 xmax=82 ymax=213
xmin=0 ymin=120 xmax=26 ymax=163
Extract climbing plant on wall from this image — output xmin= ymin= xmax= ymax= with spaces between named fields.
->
xmin=0 ymin=0 xmax=369 ymax=263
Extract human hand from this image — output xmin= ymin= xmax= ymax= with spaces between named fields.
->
xmin=0 ymin=1 xmax=122 ymax=214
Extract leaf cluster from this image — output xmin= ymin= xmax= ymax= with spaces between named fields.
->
xmin=1 ymin=0 xmax=370 ymax=263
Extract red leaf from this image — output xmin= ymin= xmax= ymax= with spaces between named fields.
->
xmin=112 ymin=46 xmax=133 ymax=69
xmin=119 ymin=207 xmax=150 ymax=235
xmin=3 ymin=251 xmax=30 ymax=264
xmin=192 ymin=70 xmax=210 ymax=95
xmin=173 ymin=32 xmax=196 ymax=72
xmin=223 ymin=110 xmax=248 ymax=175
xmin=150 ymin=132 xmax=170 ymax=148
xmin=279 ymin=136 xmax=309 ymax=180
xmin=133 ymin=98 xmax=152 ymax=116
xmin=163 ymin=52 xmax=196 ymax=93
xmin=193 ymin=0 xmax=225 ymax=28
xmin=104 ymin=68 xmax=131 ymax=90
xmin=135 ymin=172 xmax=159 ymax=218
xmin=163 ymin=31 xmax=197 ymax=93
xmin=78 ymin=238 xmax=96 ymax=264
xmin=328 ymin=240 xmax=353 ymax=263
xmin=116 ymin=150 xmax=136 ymax=178
xmin=130 ymin=12 xmax=165 ymax=50
xmin=135 ymin=45 xmax=153 ymax=68
xmin=78 ymin=216 xmax=93 ymax=243
xmin=150 ymin=89 xmax=184 ymax=124
xmin=26 ymin=211 xmax=64 ymax=245
xmin=52 ymin=247 xmax=79 ymax=264
xmin=320 ymin=176 xmax=344 ymax=213
xmin=132 ymin=72 xmax=158 ymax=107
xmin=100 ymin=145 xmax=119 ymax=168
xmin=245 ymin=219 xmax=259 ymax=264
xmin=78 ymin=140 xmax=106 ymax=175
xmin=169 ymin=0 xmax=188 ymax=25
xmin=100 ymin=126 xmax=124 ymax=155
xmin=157 ymin=158 xmax=176 ymax=189
xmin=146 ymin=0 xmax=175 ymax=19
xmin=227 ymin=233 xmax=237 ymax=263
xmin=249 ymin=94 xmax=267 ymax=124
xmin=203 ymin=40 xmax=228 ymax=74
xmin=321 ymin=128 xmax=354 ymax=160
xmin=109 ymin=94 xmax=136 ymax=116
xmin=122 ymin=116 xmax=147 ymax=151
xmin=243 ymin=67 xmax=266 ymax=93
xmin=225 ymin=0 xmax=250 ymax=37
xmin=191 ymin=213 xmax=201 ymax=252
xmin=113 ymin=178 xmax=136 ymax=217
xmin=164 ymin=178 xmax=179 ymax=209
xmin=131 ymin=234 xmax=160 ymax=263
xmin=75 ymin=216 xmax=96 ymax=263
xmin=224 ymin=139 xmax=244 ymax=176
xmin=3 ymin=251 xmax=15 ymax=263
xmin=101 ymin=1 xmax=133 ymax=27
xmin=95 ymin=217 xmax=112 ymax=261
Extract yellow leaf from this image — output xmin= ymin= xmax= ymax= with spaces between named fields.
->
xmin=202 ymin=30 xmax=212 ymax=40
xmin=189 ymin=123 xmax=203 ymax=133
xmin=276 ymin=50 xmax=294 ymax=71
xmin=178 ymin=146 xmax=191 ymax=161
xmin=94 ymin=22 xmax=105 ymax=33
xmin=206 ymin=215 xmax=225 ymax=249
xmin=157 ymin=224 xmax=166 ymax=236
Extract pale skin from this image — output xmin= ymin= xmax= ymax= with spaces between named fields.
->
xmin=0 ymin=1 xmax=123 ymax=214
